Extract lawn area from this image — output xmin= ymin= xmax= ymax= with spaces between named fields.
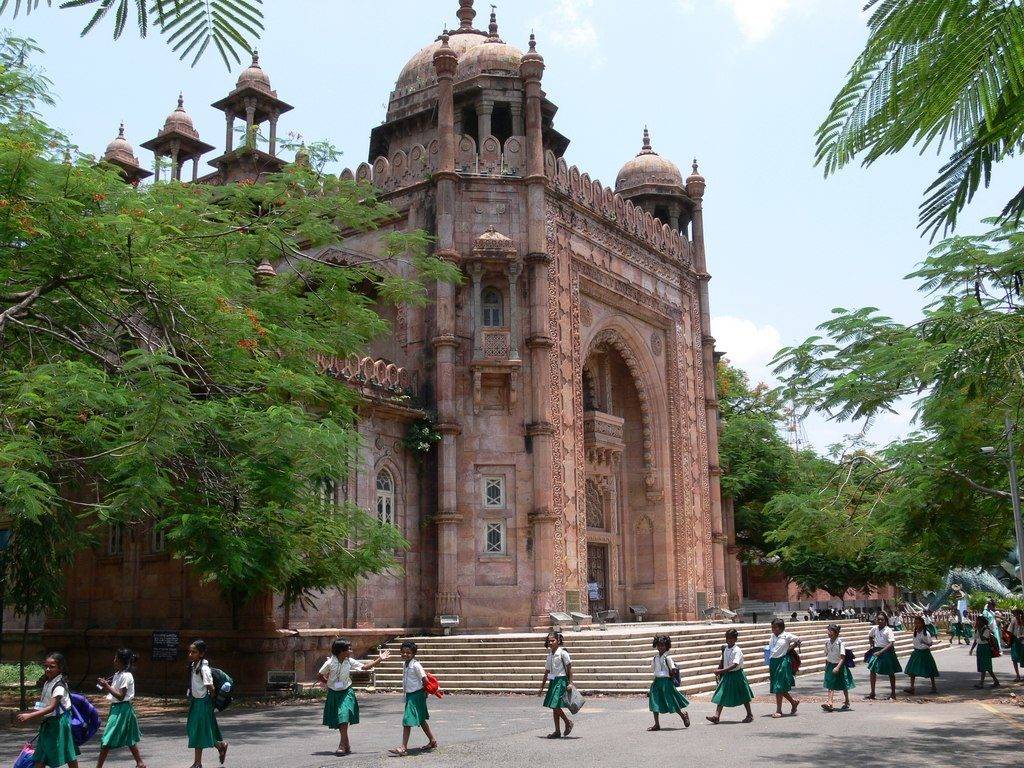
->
xmin=0 ymin=663 xmax=42 ymax=688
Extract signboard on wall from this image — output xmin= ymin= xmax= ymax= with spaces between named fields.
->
xmin=151 ymin=631 xmax=180 ymax=662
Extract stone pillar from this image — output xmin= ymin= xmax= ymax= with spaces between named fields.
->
xmin=169 ymin=145 xmax=180 ymax=181
xmin=668 ymin=203 xmax=681 ymax=233
xmin=269 ymin=112 xmax=279 ymax=156
xmin=432 ymin=34 xmax=463 ymax=622
xmin=521 ymin=36 xmax=558 ymax=621
xmin=244 ymin=97 xmax=257 ymax=145
xmin=469 ymin=263 xmax=483 ymax=359
xmin=191 ymin=157 xmax=199 ymax=182
xmin=225 ymin=112 xmax=234 ymax=153
xmin=507 ymin=261 xmax=521 ymax=361
xmin=477 ymin=100 xmax=494 ymax=144
xmin=510 ymin=101 xmax=524 ymax=136
xmin=686 ymin=163 xmax=729 ymax=609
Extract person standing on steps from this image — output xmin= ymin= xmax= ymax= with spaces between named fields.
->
xmin=821 ymin=624 xmax=854 ymax=712
xmin=765 ymin=619 xmax=801 ymax=718
xmin=970 ymin=616 xmax=1002 ymax=689
xmin=1008 ymin=607 xmax=1024 ymax=682
xmin=865 ymin=613 xmax=901 ymax=700
xmin=388 ymin=641 xmax=438 ymax=757
xmin=317 ymin=639 xmax=390 ymax=756
xmin=538 ymin=631 xmax=574 ymax=739
xmin=706 ymin=629 xmax=754 ymax=724
xmin=647 ymin=635 xmax=690 ymax=731
xmin=903 ymin=616 xmax=939 ymax=695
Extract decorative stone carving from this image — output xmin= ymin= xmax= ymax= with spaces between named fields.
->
xmin=650 ymin=331 xmax=663 ymax=357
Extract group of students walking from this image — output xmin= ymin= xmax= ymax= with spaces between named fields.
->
xmin=16 ymin=608 xmax=1024 ymax=765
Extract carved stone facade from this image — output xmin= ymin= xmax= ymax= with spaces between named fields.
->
xmin=57 ymin=0 xmax=736 ymax=642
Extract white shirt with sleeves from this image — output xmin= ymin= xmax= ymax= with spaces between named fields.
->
xmin=1009 ymin=617 xmax=1023 ymax=639
xmin=912 ymin=632 xmax=934 ymax=650
xmin=40 ymin=677 xmax=71 ymax=718
xmin=546 ymin=647 xmax=571 ymax=678
xmin=319 ymin=656 xmax=365 ymax=691
xmin=652 ymin=653 xmax=676 ymax=678
xmin=824 ymin=638 xmax=846 ymax=665
xmin=870 ymin=626 xmax=895 ymax=649
xmin=766 ymin=631 xmax=798 ymax=659
xmin=108 ymin=670 xmax=135 ymax=701
xmin=190 ymin=660 xmax=213 ymax=698
xmin=721 ymin=644 xmax=744 ymax=670
xmin=403 ymin=659 xmax=426 ymax=693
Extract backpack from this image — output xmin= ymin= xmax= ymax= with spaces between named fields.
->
xmin=210 ymin=668 xmax=234 ymax=711
xmin=13 ymin=739 xmax=35 ymax=768
xmin=64 ymin=692 xmax=100 ymax=747
xmin=843 ymin=647 xmax=856 ymax=669
xmin=423 ymin=672 xmax=443 ymax=699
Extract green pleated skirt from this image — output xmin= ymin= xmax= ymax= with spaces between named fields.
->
xmin=323 ymin=686 xmax=360 ymax=728
xmin=976 ymin=643 xmax=994 ymax=673
xmin=101 ymin=700 xmax=142 ymax=749
xmin=904 ymin=648 xmax=940 ymax=678
xmin=35 ymin=713 xmax=80 ymax=768
xmin=867 ymin=647 xmax=902 ymax=676
xmin=402 ymin=689 xmax=429 ymax=727
xmin=186 ymin=695 xmax=222 ymax=749
xmin=543 ymin=675 xmax=569 ymax=710
xmin=711 ymin=669 xmax=754 ymax=707
xmin=768 ymin=655 xmax=795 ymax=694
xmin=1012 ymin=638 xmax=1024 ymax=664
xmin=648 ymin=677 xmax=689 ymax=713
xmin=823 ymin=664 xmax=855 ymax=691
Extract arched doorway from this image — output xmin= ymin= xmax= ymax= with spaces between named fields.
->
xmin=582 ymin=334 xmax=661 ymax=617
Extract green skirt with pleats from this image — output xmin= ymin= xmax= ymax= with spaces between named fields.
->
xmin=867 ymin=647 xmax=902 ymax=676
xmin=904 ymin=649 xmax=940 ymax=678
xmin=1011 ymin=638 xmax=1024 ymax=664
xmin=35 ymin=713 xmax=80 ymax=768
xmin=768 ymin=655 xmax=795 ymax=694
xmin=101 ymin=700 xmax=142 ymax=749
xmin=543 ymin=675 xmax=569 ymax=709
xmin=186 ymin=695 xmax=222 ymax=749
xmin=323 ymin=686 xmax=360 ymax=727
xmin=976 ymin=643 xmax=994 ymax=673
xmin=711 ymin=669 xmax=754 ymax=707
xmin=648 ymin=677 xmax=689 ymax=713
xmin=823 ymin=664 xmax=855 ymax=691
xmin=402 ymin=689 xmax=429 ymax=726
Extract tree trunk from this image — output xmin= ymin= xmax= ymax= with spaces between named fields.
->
xmin=18 ymin=611 xmax=29 ymax=710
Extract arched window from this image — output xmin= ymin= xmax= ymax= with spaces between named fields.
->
xmin=481 ymin=287 xmax=503 ymax=327
xmin=375 ymin=469 xmax=395 ymax=527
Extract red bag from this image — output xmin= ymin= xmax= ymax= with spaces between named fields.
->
xmin=423 ymin=672 xmax=443 ymax=699
xmin=787 ymin=648 xmax=802 ymax=673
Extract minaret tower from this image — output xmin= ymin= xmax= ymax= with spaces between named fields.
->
xmin=140 ymin=95 xmax=214 ymax=181
xmin=100 ymin=123 xmax=153 ymax=185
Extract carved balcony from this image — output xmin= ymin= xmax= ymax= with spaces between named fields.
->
xmin=584 ymin=410 xmax=625 ymax=468
xmin=317 ymin=353 xmax=422 ymax=416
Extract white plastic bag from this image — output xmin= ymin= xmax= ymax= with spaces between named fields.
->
xmin=561 ymin=685 xmax=585 ymax=714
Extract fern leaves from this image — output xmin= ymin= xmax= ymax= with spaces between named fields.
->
xmin=0 ymin=0 xmax=263 ymax=68
xmin=816 ymin=0 xmax=1024 ymax=239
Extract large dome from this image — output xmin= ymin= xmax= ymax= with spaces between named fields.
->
xmin=615 ymin=128 xmax=684 ymax=193
xmin=393 ymin=31 xmax=488 ymax=98
xmin=457 ymin=38 xmax=523 ymax=80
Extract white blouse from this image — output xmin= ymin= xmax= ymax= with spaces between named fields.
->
xmin=108 ymin=670 xmax=135 ymax=701
xmin=824 ymin=638 xmax=846 ymax=664
xmin=546 ymin=647 xmax=571 ymax=678
xmin=1009 ymin=618 xmax=1023 ymax=639
xmin=912 ymin=632 xmax=934 ymax=650
xmin=403 ymin=660 xmax=426 ymax=693
xmin=721 ymin=644 xmax=744 ymax=670
xmin=766 ymin=631 xmax=798 ymax=659
xmin=40 ymin=677 xmax=70 ymax=718
xmin=190 ymin=660 xmax=213 ymax=698
xmin=651 ymin=653 xmax=677 ymax=678
xmin=870 ymin=626 xmax=895 ymax=648
xmin=318 ymin=656 xmax=365 ymax=691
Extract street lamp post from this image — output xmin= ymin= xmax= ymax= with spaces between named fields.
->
xmin=983 ymin=416 xmax=1024 ymax=593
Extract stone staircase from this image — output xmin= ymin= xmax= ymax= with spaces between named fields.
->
xmin=372 ymin=620 xmax=944 ymax=695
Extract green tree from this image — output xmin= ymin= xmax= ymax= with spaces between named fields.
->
xmin=0 ymin=35 xmax=459 ymax=624
xmin=2 ymin=0 xmax=263 ymax=67
xmin=817 ymin=0 xmax=1024 ymax=238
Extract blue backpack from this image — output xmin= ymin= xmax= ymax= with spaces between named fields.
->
xmin=64 ymin=692 xmax=100 ymax=747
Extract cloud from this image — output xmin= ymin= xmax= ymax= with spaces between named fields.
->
xmin=678 ymin=0 xmax=821 ymax=43
xmin=537 ymin=0 xmax=602 ymax=64
xmin=711 ymin=315 xmax=782 ymax=386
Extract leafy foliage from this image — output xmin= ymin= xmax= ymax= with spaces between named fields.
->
xmin=0 ymin=35 xmax=459 ymax=619
xmin=1 ymin=0 xmax=263 ymax=68
xmin=817 ymin=0 xmax=1024 ymax=238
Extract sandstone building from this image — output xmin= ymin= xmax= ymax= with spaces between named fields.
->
xmin=36 ymin=1 xmax=742 ymax=672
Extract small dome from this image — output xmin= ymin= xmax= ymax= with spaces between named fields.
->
xmin=472 ymin=226 xmax=516 ymax=257
xmin=103 ymin=123 xmax=136 ymax=165
xmin=615 ymin=128 xmax=684 ymax=194
xmin=161 ymin=94 xmax=199 ymax=139
xmin=236 ymin=50 xmax=272 ymax=93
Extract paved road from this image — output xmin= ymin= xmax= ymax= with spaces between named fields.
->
xmin=3 ymin=644 xmax=1021 ymax=768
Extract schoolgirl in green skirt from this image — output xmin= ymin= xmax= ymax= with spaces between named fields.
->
xmin=317 ymin=638 xmax=390 ymax=756
xmin=647 ymin=635 xmax=690 ymax=730
xmin=971 ymin=618 xmax=1002 ymax=689
xmin=765 ymin=619 xmax=801 ymax=718
xmin=186 ymin=640 xmax=227 ymax=768
xmin=388 ymin=641 xmax=438 ymax=757
xmin=707 ymin=629 xmax=754 ymax=725
xmin=1009 ymin=608 xmax=1024 ymax=681
xmin=821 ymin=625 xmax=854 ymax=713
xmin=903 ymin=618 xmax=939 ymax=695
xmin=866 ymin=614 xmax=901 ymax=700
xmin=538 ymin=632 xmax=575 ymax=739
xmin=96 ymin=648 xmax=146 ymax=768
xmin=15 ymin=652 xmax=80 ymax=768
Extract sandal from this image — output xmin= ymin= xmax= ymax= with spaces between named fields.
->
xmin=820 ymin=704 xmax=833 ymax=712
xmin=217 ymin=743 xmax=228 ymax=766
xmin=771 ymin=712 xmax=783 ymax=719
xmin=839 ymin=704 xmax=851 ymax=711
xmin=564 ymin=721 xmax=573 ymax=737
xmin=424 ymin=741 xmax=438 ymax=751
xmin=682 ymin=712 xmax=690 ymax=728
xmin=546 ymin=732 xmax=562 ymax=739
xmin=705 ymin=716 xmax=719 ymax=724
xmin=790 ymin=701 xmax=799 ymax=715
xmin=647 ymin=725 xmax=661 ymax=731
xmin=741 ymin=715 xmax=754 ymax=723
xmin=864 ymin=694 xmax=876 ymax=700
xmin=388 ymin=747 xmax=408 ymax=756
xmin=334 ymin=750 xmax=350 ymax=757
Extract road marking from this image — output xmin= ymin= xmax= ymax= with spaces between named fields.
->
xmin=978 ymin=702 xmax=1024 ymax=730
